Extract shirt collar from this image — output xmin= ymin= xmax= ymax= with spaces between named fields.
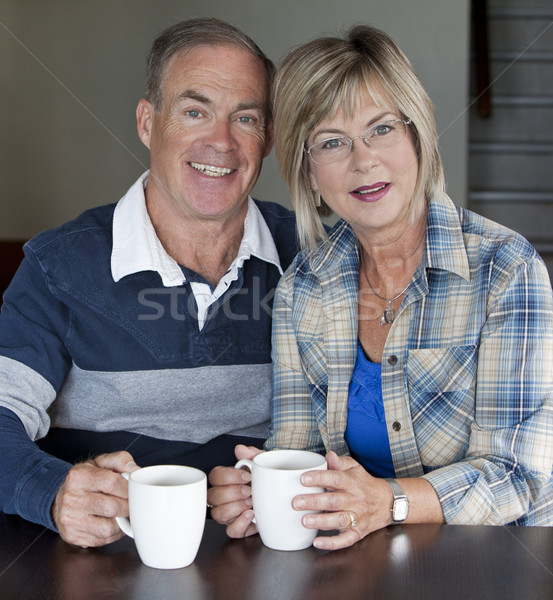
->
xmin=232 ymin=197 xmax=284 ymax=276
xmin=423 ymin=194 xmax=471 ymax=282
xmin=111 ymin=171 xmax=283 ymax=287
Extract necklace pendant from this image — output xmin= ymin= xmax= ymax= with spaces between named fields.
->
xmin=381 ymin=304 xmax=395 ymax=326
xmin=359 ymin=251 xmax=410 ymax=327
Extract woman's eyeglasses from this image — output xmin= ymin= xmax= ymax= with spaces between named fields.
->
xmin=305 ymin=119 xmax=411 ymax=165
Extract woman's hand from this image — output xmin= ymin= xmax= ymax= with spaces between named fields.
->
xmin=292 ymin=451 xmax=394 ymax=550
xmin=207 ymin=444 xmax=263 ymax=539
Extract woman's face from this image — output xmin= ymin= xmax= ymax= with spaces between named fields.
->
xmin=307 ymin=89 xmax=421 ymax=241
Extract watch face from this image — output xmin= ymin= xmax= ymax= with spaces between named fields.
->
xmin=394 ymin=498 xmax=409 ymax=521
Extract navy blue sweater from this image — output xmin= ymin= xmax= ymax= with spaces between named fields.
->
xmin=0 ymin=198 xmax=297 ymax=530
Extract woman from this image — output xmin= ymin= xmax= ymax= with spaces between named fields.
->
xmin=208 ymin=25 xmax=553 ymax=550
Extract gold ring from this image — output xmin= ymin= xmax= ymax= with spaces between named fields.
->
xmin=345 ymin=511 xmax=358 ymax=529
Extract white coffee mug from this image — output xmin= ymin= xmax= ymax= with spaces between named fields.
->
xmin=235 ymin=449 xmax=327 ymax=551
xmin=116 ymin=465 xmax=207 ymax=569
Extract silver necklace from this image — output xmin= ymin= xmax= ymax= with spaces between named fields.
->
xmin=359 ymin=250 xmax=410 ymax=326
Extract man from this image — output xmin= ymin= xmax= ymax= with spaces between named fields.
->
xmin=0 ymin=18 xmax=297 ymax=548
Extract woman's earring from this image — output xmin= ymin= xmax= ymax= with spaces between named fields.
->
xmin=313 ymin=190 xmax=321 ymax=207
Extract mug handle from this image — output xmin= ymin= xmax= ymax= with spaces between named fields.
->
xmin=234 ymin=459 xmax=256 ymax=523
xmin=115 ymin=472 xmax=134 ymax=538
xmin=234 ymin=458 xmax=253 ymax=471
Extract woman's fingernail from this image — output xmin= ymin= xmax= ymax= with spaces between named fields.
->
xmin=245 ymin=510 xmax=254 ymax=520
xmin=301 ymin=474 xmax=312 ymax=485
xmin=245 ymin=497 xmax=253 ymax=507
xmin=303 ymin=516 xmax=314 ymax=527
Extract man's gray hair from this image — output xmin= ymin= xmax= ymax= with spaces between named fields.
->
xmin=145 ymin=17 xmax=275 ymax=113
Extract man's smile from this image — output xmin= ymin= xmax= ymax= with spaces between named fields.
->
xmin=189 ymin=162 xmax=236 ymax=177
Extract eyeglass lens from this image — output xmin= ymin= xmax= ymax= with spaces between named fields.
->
xmin=308 ymin=119 xmax=409 ymax=164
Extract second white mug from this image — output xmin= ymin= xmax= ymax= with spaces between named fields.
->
xmin=235 ymin=449 xmax=327 ymax=551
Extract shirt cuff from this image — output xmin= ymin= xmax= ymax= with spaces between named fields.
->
xmin=15 ymin=456 xmax=72 ymax=531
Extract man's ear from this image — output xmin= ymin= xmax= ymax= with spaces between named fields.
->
xmin=263 ymin=120 xmax=274 ymax=158
xmin=136 ymin=99 xmax=154 ymax=149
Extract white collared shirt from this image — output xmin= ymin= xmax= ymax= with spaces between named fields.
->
xmin=111 ymin=171 xmax=283 ymax=329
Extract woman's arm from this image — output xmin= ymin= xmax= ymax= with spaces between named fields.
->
xmin=265 ymin=270 xmax=327 ymax=453
xmin=422 ymin=256 xmax=553 ymax=525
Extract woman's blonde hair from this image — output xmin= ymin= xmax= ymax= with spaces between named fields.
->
xmin=273 ymin=24 xmax=445 ymax=251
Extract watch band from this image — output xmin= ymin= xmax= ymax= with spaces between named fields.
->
xmin=385 ymin=478 xmax=409 ymax=523
xmin=385 ymin=478 xmax=405 ymax=498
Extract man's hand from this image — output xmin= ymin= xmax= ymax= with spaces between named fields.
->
xmin=52 ymin=451 xmax=140 ymax=548
xmin=207 ymin=444 xmax=262 ymax=538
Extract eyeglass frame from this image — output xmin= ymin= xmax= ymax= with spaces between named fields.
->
xmin=304 ymin=118 xmax=412 ymax=165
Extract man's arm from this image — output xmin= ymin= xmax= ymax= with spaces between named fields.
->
xmin=0 ymin=406 xmax=71 ymax=529
xmin=0 ymin=406 xmax=139 ymax=546
xmin=0 ymin=250 xmax=73 ymax=530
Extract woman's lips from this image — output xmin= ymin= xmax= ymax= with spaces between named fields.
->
xmin=349 ymin=182 xmax=390 ymax=202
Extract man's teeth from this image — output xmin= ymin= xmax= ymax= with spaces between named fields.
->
xmin=190 ymin=162 xmax=233 ymax=177
xmin=358 ymin=184 xmax=386 ymax=194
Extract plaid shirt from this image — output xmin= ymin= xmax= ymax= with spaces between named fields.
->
xmin=267 ymin=194 xmax=553 ymax=525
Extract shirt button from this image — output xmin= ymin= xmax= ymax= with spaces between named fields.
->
xmin=392 ymin=421 xmax=401 ymax=432
xmin=388 ymin=355 xmax=398 ymax=366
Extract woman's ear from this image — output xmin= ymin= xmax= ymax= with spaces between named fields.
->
xmin=308 ymin=169 xmax=318 ymax=192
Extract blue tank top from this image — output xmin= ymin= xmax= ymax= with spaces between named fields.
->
xmin=344 ymin=341 xmax=395 ymax=478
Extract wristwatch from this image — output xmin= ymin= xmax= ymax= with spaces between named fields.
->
xmin=385 ymin=478 xmax=409 ymax=523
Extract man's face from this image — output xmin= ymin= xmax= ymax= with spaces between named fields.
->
xmin=137 ymin=45 xmax=272 ymax=223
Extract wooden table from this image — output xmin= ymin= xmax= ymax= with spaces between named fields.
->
xmin=1 ymin=513 xmax=552 ymax=599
